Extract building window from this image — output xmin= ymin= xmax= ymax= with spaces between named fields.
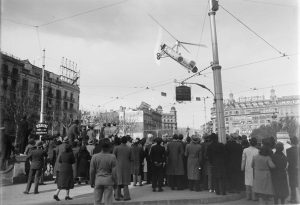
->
xmin=11 ymin=79 xmax=17 ymax=91
xmin=22 ymin=79 xmax=28 ymax=90
xmin=64 ymin=91 xmax=68 ymax=99
xmin=64 ymin=102 xmax=68 ymax=110
xmin=56 ymin=89 xmax=61 ymax=99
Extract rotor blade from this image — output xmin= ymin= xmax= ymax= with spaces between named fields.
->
xmin=180 ymin=41 xmax=207 ymax=48
xmin=180 ymin=43 xmax=191 ymax=53
xmin=148 ymin=13 xmax=178 ymax=42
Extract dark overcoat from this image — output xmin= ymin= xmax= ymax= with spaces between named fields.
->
xmin=185 ymin=141 xmax=202 ymax=180
xmin=271 ymin=151 xmax=289 ymax=198
xmin=77 ymin=148 xmax=91 ymax=178
xmin=27 ymin=148 xmax=46 ymax=170
xmin=58 ymin=152 xmax=75 ymax=189
xmin=225 ymin=141 xmax=243 ymax=173
xmin=207 ymin=141 xmax=226 ymax=177
xmin=166 ymin=140 xmax=184 ymax=175
xmin=131 ymin=144 xmax=143 ymax=175
xmin=54 ymin=143 xmax=68 ymax=173
xmin=286 ymin=146 xmax=299 ymax=188
xmin=113 ymin=143 xmax=132 ymax=185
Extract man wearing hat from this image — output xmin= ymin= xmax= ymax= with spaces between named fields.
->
xmin=24 ymin=141 xmax=46 ymax=194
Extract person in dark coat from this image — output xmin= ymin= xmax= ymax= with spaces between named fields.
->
xmin=77 ymin=145 xmax=91 ymax=184
xmin=113 ymin=136 xmax=132 ymax=201
xmin=23 ymin=141 xmax=46 ymax=194
xmin=131 ymin=139 xmax=144 ymax=186
xmin=225 ymin=135 xmax=243 ymax=193
xmin=207 ymin=133 xmax=226 ymax=195
xmin=67 ymin=120 xmax=80 ymax=143
xmin=166 ymin=134 xmax=185 ymax=190
xmin=53 ymin=137 xmax=69 ymax=179
xmin=53 ymin=144 xmax=75 ymax=201
xmin=271 ymin=142 xmax=289 ymax=204
xmin=286 ymin=136 xmax=299 ymax=204
xmin=24 ymin=139 xmax=36 ymax=177
xmin=150 ymin=137 xmax=166 ymax=192
xmin=201 ymin=135 xmax=213 ymax=191
xmin=185 ymin=135 xmax=202 ymax=191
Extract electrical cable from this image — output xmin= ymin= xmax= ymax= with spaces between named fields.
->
xmin=219 ymin=4 xmax=286 ymax=56
xmin=38 ymin=0 xmax=128 ymax=27
xmin=201 ymin=54 xmax=296 ymax=75
xmin=196 ymin=0 xmax=209 ymax=59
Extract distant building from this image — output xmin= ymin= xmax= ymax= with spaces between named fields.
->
xmin=0 ymin=52 xmax=80 ymax=136
xmin=156 ymin=105 xmax=177 ymax=136
xmin=211 ymin=89 xmax=300 ymax=136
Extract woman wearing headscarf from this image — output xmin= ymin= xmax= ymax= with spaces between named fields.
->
xmin=77 ymin=145 xmax=91 ymax=184
xmin=252 ymin=144 xmax=275 ymax=205
xmin=53 ymin=144 xmax=75 ymax=201
xmin=271 ymin=142 xmax=289 ymax=204
xmin=185 ymin=135 xmax=202 ymax=191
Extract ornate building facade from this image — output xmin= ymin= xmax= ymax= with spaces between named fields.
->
xmin=211 ymin=89 xmax=300 ymax=136
xmin=0 ymin=52 xmax=80 ymax=136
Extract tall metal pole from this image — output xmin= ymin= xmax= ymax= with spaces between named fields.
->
xmin=39 ymin=49 xmax=45 ymax=140
xmin=208 ymin=0 xmax=226 ymax=143
xmin=203 ymin=97 xmax=207 ymax=132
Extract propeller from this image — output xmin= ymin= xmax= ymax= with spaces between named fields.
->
xmin=179 ymin=41 xmax=207 ymax=48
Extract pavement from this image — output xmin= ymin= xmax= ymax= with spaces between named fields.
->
xmin=0 ymin=181 xmax=245 ymax=205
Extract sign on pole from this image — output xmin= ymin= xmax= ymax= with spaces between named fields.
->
xmin=36 ymin=122 xmax=48 ymax=135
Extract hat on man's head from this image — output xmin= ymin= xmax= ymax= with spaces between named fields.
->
xmin=63 ymin=136 xmax=69 ymax=143
xmin=191 ymin=135 xmax=200 ymax=143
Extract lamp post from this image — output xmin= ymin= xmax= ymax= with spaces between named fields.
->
xmin=208 ymin=0 xmax=226 ymax=143
xmin=39 ymin=49 xmax=46 ymax=140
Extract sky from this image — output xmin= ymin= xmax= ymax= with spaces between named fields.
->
xmin=1 ymin=0 xmax=299 ymax=129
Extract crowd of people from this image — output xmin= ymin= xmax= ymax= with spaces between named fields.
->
xmin=14 ymin=121 xmax=299 ymax=205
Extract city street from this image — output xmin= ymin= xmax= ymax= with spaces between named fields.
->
xmin=1 ymin=181 xmax=244 ymax=205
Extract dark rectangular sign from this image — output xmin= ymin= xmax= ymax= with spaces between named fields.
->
xmin=176 ymin=86 xmax=191 ymax=101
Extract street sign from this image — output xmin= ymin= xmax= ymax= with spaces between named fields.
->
xmin=36 ymin=122 xmax=48 ymax=135
xmin=176 ymin=85 xmax=191 ymax=101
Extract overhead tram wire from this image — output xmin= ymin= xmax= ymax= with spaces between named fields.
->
xmin=233 ymin=82 xmax=298 ymax=94
xmin=219 ymin=4 xmax=286 ymax=56
xmin=201 ymin=54 xmax=297 ymax=75
xmin=38 ymin=0 xmax=128 ymax=27
xmin=196 ymin=0 xmax=210 ymax=59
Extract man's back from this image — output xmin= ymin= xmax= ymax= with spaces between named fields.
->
xmin=90 ymin=152 xmax=116 ymax=186
xmin=28 ymin=149 xmax=45 ymax=169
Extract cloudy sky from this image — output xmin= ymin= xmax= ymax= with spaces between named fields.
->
xmin=1 ymin=0 xmax=299 ymax=129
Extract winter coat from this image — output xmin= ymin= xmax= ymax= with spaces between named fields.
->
xmin=131 ymin=144 xmax=144 ymax=175
xmin=271 ymin=151 xmax=289 ymax=198
xmin=57 ymin=151 xmax=75 ymax=189
xmin=53 ymin=143 xmax=68 ymax=173
xmin=166 ymin=140 xmax=184 ymax=175
xmin=113 ymin=143 xmax=132 ymax=185
xmin=207 ymin=141 xmax=226 ymax=178
xmin=241 ymin=146 xmax=259 ymax=186
xmin=225 ymin=141 xmax=243 ymax=173
xmin=77 ymin=148 xmax=91 ymax=178
xmin=252 ymin=154 xmax=275 ymax=195
xmin=185 ymin=141 xmax=202 ymax=180
xmin=90 ymin=152 xmax=116 ymax=186
xmin=286 ymin=146 xmax=299 ymax=188
xmin=27 ymin=148 xmax=46 ymax=170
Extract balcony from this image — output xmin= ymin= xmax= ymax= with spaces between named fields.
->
xmin=2 ymin=70 xmax=10 ymax=76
